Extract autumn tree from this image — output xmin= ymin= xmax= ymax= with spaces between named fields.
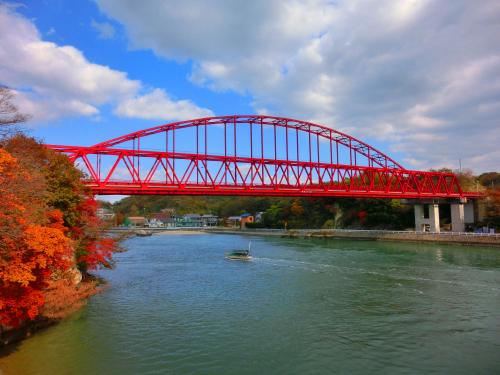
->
xmin=1 ymin=136 xmax=115 ymax=327
xmin=0 ymin=149 xmax=72 ymax=327
xmin=0 ymin=86 xmax=29 ymax=138
xmin=478 ymin=172 xmax=500 ymax=190
xmin=1 ymin=135 xmax=115 ymax=272
xmin=0 ymin=87 xmax=116 ymax=329
xmin=482 ymin=188 xmax=500 ymax=229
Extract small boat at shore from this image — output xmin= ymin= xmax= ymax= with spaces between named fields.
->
xmin=225 ymin=242 xmax=252 ymax=261
xmin=135 ymin=230 xmax=153 ymax=237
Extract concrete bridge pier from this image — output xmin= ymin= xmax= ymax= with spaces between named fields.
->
xmin=414 ymin=204 xmax=440 ymax=232
xmin=451 ymin=202 xmax=475 ymax=232
xmin=413 ymin=200 xmax=475 ymax=233
xmin=451 ymin=203 xmax=465 ymax=232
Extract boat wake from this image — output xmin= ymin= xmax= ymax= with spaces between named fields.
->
xmin=252 ymin=257 xmax=500 ymax=291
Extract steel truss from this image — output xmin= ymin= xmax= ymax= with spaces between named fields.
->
xmin=45 ymin=115 xmax=478 ymax=199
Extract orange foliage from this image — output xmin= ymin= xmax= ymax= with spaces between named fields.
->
xmin=1 ymin=139 xmax=118 ymax=328
xmin=0 ymin=149 xmax=70 ymax=327
xmin=484 ymin=188 xmax=500 ymax=228
xmin=41 ymin=277 xmax=101 ymax=320
xmin=1 ymin=137 xmax=116 ymax=328
xmin=24 ymin=225 xmax=72 ymax=270
xmin=290 ymin=199 xmax=305 ymax=216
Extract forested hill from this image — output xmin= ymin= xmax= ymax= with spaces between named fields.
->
xmin=108 ymin=195 xmax=413 ymax=229
xmin=110 ymin=195 xmax=272 ymax=218
xmin=106 ymin=171 xmax=500 ymax=230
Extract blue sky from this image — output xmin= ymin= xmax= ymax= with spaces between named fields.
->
xmin=1 ymin=0 xmax=252 ymax=147
xmin=1 ymin=0 xmax=499 ymax=175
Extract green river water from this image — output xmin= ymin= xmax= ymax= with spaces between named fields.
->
xmin=1 ymin=233 xmax=499 ymax=374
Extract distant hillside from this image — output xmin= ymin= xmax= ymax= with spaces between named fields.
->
xmin=102 ymin=171 xmax=500 ymax=230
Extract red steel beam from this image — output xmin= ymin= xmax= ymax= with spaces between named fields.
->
xmin=45 ymin=145 xmax=480 ymax=199
xmin=44 ymin=115 xmax=481 ymax=200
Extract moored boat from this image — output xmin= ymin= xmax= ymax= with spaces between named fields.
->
xmin=135 ymin=230 xmax=153 ymax=237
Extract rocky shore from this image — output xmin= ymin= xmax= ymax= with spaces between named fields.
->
xmin=0 ymin=277 xmax=105 ymax=348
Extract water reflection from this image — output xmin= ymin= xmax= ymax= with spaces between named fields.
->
xmin=436 ymin=248 xmax=443 ymax=262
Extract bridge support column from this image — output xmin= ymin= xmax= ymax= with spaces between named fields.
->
xmin=451 ymin=203 xmax=465 ymax=232
xmin=414 ymin=204 xmax=440 ymax=233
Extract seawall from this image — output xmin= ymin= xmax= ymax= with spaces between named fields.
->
xmin=203 ymin=228 xmax=500 ymax=247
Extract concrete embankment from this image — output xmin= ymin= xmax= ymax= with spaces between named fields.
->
xmin=204 ymin=228 xmax=500 ymax=247
xmin=105 ymin=227 xmax=500 ymax=247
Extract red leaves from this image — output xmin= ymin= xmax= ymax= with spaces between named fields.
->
xmin=0 ymin=149 xmax=74 ymax=326
xmin=0 ymin=286 xmax=44 ymax=327
xmin=71 ymin=197 xmax=115 ymax=272
xmin=0 ymin=140 xmax=115 ymax=327
xmin=357 ymin=210 xmax=368 ymax=223
xmin=46 ymin=209 xmax=68 ymax=233
xmin=41 ymin=277 xmax=101 ymax=320
xmin=78 ymin=238 xmax=115 ymax=271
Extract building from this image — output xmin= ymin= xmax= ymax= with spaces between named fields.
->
xmin=179 ymin=214 xmax=219 ymax=227
xmin=151 ymin=211 xmax=174 ymax=227
xmin=240 ymin=213 xmax=254 ymax=228
xmin=147 ymin=218 xmax=164 ymax=228
xmin=226 ymin=213 xmax=254 ymax=228
xmin=182 ymin=214 xmax=202 ymax=226
xmin=149 ymin=211 xmax=219 ymax=227
xmin=200 ymin=214 xmax=218 ymax=227
xmin=226 ymin=216 xmax=241 ymax=227
xmin=126 ymin=216 xmax=147 ymax=227
xmin=97 ymin=208 xmax=115 ymax=221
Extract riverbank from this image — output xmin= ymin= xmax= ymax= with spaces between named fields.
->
xmin=0 ymin=277 xmax=105 ymax=349
xmin=204 ymin=228 xmax=500 ymax=247
xmin=107 ymin=227 xmax=500 ymax=246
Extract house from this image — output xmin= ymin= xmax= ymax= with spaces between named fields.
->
xmin=177 ymin=213 xmax=219 ymax=227
xmin=152 ymin=211 xmax=174 ymax=226
xmin=200 ymin=214 xmax=218 ymax=227
xmin=127 ymin=216 xmax=147 ymax=227
xmin=226 ymin=213 xmax=254 ymax=228
xmin=226 ymin=216 xmax=241 ymax=227
xmin=182 ymin=214 xmax=202 ymax=227
xmin=97 ymin=208 xmax=115 ymax=221
xmin=240 ymin=213 xmax=254 ymax=228
xmin=147 ymin=218 xmax=164 ymax=228
xmin=148 ymin=210 xmax=219 ymax=227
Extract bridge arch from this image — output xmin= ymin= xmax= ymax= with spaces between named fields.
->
xmin=91 ymin=115 xmax=403 ymax=170
xmin=46 ymin=115 xmax=475 ymax=199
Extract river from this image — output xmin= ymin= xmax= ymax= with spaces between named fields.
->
xmin=1 ymin=233 xmax=500 ymax=374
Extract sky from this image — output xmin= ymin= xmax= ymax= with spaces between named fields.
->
xmin=1 ymin=0 xmax=499 ymax=178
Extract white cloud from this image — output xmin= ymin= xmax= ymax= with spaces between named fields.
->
xmin=13 ymin=91 xmax=99 ymax=121
xmin=97 ymin=0 xmax=500 ymax=172
xmin=115 ymin=88 xmax=213 ymax=121
xmin=0 ymin=5 xmax=212 ymax=123
xmin=0 ymin=5 xmax=138 ymax=121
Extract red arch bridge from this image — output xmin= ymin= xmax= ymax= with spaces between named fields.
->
xmin=46 ymin=115 xmax=479 ymax=201
xmin=47 ymin=115 xmax=479 ymax=232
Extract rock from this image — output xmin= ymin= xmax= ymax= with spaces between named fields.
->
xmin=68 ymin=267 xmax=83 ymax=285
